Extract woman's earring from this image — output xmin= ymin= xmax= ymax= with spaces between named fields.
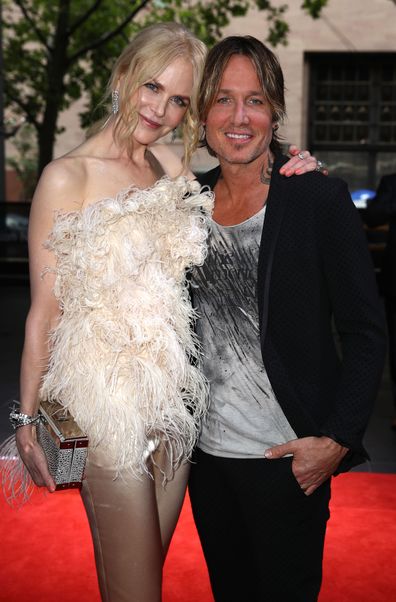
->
xmin=112 ymin=90 xmax=119 ymax=115
xmin=171 ymin=128 xmax=178 ymax=142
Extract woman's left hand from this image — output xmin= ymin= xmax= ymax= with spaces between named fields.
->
xmin=280 ymin=145 xmax=328 ymax=177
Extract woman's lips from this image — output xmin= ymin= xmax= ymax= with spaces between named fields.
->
xmin=140 ymin=114 xmax=162 ymax=129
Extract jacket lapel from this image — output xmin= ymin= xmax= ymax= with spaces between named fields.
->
xmin=197 ymin=165 xmax=221 ymax=189
xmin=257 ymin=154 xmax=289 ymax=346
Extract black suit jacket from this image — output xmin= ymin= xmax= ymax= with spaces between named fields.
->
xmin=198 ymin=154 xmax=386 ymax=473
xmin=363 ymin=174 xmax=396 ymax=297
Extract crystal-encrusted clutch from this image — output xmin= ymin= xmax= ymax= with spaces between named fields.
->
xmin=0 ymin=401 xmax=88 ymax=506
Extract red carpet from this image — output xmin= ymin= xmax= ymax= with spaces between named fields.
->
xmin=0 ymin=472 xmax=395 ymax=601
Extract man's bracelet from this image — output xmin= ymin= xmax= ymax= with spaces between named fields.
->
xmin=9 ymin=409 xmax=41 ymax=430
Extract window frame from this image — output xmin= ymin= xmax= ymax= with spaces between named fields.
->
xmin=306 ymin=51 xmax=396 ymax=189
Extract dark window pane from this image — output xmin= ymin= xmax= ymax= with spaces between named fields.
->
xmin=344 ymin=105 xmax=354 ymax=121
xmin=379 ymin=125 xmax=391 ymax=142
xmin=317 ymin=67 xmax=329 ymax=82
xmin=343 ymin=125 xmax=354 ymax=140
xmin=344 ymin=84 xmax=355 ymax=101
xmin=381 ymin=85 xmax=393 ymax=101
xmin=345 ymin=66 xmax=355 ymax=81
xmin=314 ymin=124 xmax=327 ymax=141
xmin=317 ymin=84 xmax=328 ymax=100
xmin=357 ymin=66 xmax=370 ymax=81
xmin=331 ymin=65 xmax=342 ymax=81
xmin=380 ymin=105 xmax=392 ymax=121
xmin=382 ymin=66 xmax=394 ymax=82
xmin=356 ymin=125 xmax=369 ymax=142
xmin=356 ymin=85 xmax=369 ymax=101
xmin=329 ymin=125 xmax=341 ymax=141
xmin=357 ymin=105 xmax=369 ymax=121
xmin=330 ymin=105 xmax=341 ymax=120
xmin=329 ymin=84 xmax=342 ymax=101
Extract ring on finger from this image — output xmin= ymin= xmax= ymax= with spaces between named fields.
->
xmin=315 ymin=159 xmax=325 ymax=172
xmin=298 ymin=151 xmax=305 ymax=160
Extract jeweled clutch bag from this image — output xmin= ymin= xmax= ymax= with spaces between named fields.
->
xmin=0 ymin=401 xmax=88 ymax=506
xmin=37 ymin=400 xmax=88 ymax=490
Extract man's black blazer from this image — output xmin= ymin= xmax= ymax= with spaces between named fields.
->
xmin=363 ymin=173 xmax=396 ymax=297
xmin=198 ymin=154 xmax=386 ymax=473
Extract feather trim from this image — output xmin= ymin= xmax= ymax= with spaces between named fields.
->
xmin=39 ymin=177 xmax=213 ymax=479
xmin=0 ymin=435 xmax=35 ymax=507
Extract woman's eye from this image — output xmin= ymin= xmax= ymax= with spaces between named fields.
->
xmin=217 ymin=97 xmax=230 ymax=104
xmin=144 ymin=82 xmax=158 ymax=92
xmin=249 ymin=97 xmax=264 ymax=105
xmin=171 ymin=96 xmax=188 ymax=108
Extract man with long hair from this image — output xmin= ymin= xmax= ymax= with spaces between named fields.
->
xmin=189 ymin=35 xmax=386 ymax=602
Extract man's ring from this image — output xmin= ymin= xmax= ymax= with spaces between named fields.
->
xmin=315 ymin=159 xmax=325 ymax=172
xmin=298 ymin=151 xmax=305 ymax=160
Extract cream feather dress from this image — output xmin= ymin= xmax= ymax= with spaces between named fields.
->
xmin=39 ymin=176 xmax=213 ymax=478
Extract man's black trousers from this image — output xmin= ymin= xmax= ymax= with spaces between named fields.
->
xmin=189 ymin=448 xmax=331 ymax=602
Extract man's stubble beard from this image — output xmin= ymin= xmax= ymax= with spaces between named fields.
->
xmin=219 ymin=145 xmax=268 ymax=166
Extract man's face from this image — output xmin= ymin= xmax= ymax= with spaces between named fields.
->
xmin=205 ymin=55 xmax=274 ymax=167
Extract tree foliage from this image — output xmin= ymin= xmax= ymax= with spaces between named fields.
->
xmin=2 ymin=0 xmax=329 ymax=181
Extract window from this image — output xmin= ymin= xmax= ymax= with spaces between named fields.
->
xmin=307 ymin=53 xmax=396 ymax=190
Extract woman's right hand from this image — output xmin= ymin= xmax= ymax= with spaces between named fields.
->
xmin=16 ymin=426 xmax=56 ymax=492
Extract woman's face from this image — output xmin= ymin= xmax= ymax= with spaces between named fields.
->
xmin=132 ymin=57 xmax=194 ymax=145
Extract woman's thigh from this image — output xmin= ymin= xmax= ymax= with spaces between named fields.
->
xmin=152 ymin=446 xmax=191 ymax=553
xmin=81 ymin=446 xmax=163 ymax=602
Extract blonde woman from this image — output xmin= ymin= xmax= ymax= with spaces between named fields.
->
xmin=10 ymin=22 xmax=318 ymax=602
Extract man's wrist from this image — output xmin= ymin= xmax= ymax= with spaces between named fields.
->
xmin=320 ymin=434 xmax=350 ymax=457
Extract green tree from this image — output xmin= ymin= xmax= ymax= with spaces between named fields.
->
xmin=6 ymin=123 xmax=37 ymax=200
xmin=3 ymin=0 xmax=329 ymax=181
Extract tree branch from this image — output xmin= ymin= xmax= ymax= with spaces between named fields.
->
xmin=14 ymin=0 xmax=51 ymax=52
xmin=5 ymin=89 xmax=40 ymax=129
xmin=68 ymin=0 xmax=103 ymax=37
xmin=68 ymin=0 xmax=151 ymax=65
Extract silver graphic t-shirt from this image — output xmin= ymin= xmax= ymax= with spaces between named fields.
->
xmin=192 ymin=206 xmax=296 ymax=458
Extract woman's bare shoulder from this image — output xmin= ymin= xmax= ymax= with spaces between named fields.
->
xmin=32 ymin=154 xmax=88 ymax=214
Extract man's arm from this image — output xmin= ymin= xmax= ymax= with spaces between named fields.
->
xmin=318 ymin=179 xmax=386 ymax=446
xmin=265 ymin=178 xmax=386 ymax=494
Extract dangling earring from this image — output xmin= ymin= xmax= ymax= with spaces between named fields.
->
xmin=171 ymin=128 xmax=178 ymax=143
xmin=112 ymin=90 xmax=119 ymax=115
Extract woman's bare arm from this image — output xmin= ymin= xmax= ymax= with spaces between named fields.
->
xmin=16 ymin=159 xmax=85 ymax=491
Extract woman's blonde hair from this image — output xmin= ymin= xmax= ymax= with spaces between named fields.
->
xmin=104 ymin=22 xmax=207 ymax=167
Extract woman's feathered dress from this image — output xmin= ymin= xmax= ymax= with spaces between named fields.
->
xmin=39 ymin=176 xmax=213 ymax=478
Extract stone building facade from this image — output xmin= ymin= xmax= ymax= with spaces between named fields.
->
xmin=6 ymin=0 xmax=396 ymax=198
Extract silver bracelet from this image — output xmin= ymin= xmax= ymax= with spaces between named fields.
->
xmin=9 ymin=409 xmax=41 ymax=430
